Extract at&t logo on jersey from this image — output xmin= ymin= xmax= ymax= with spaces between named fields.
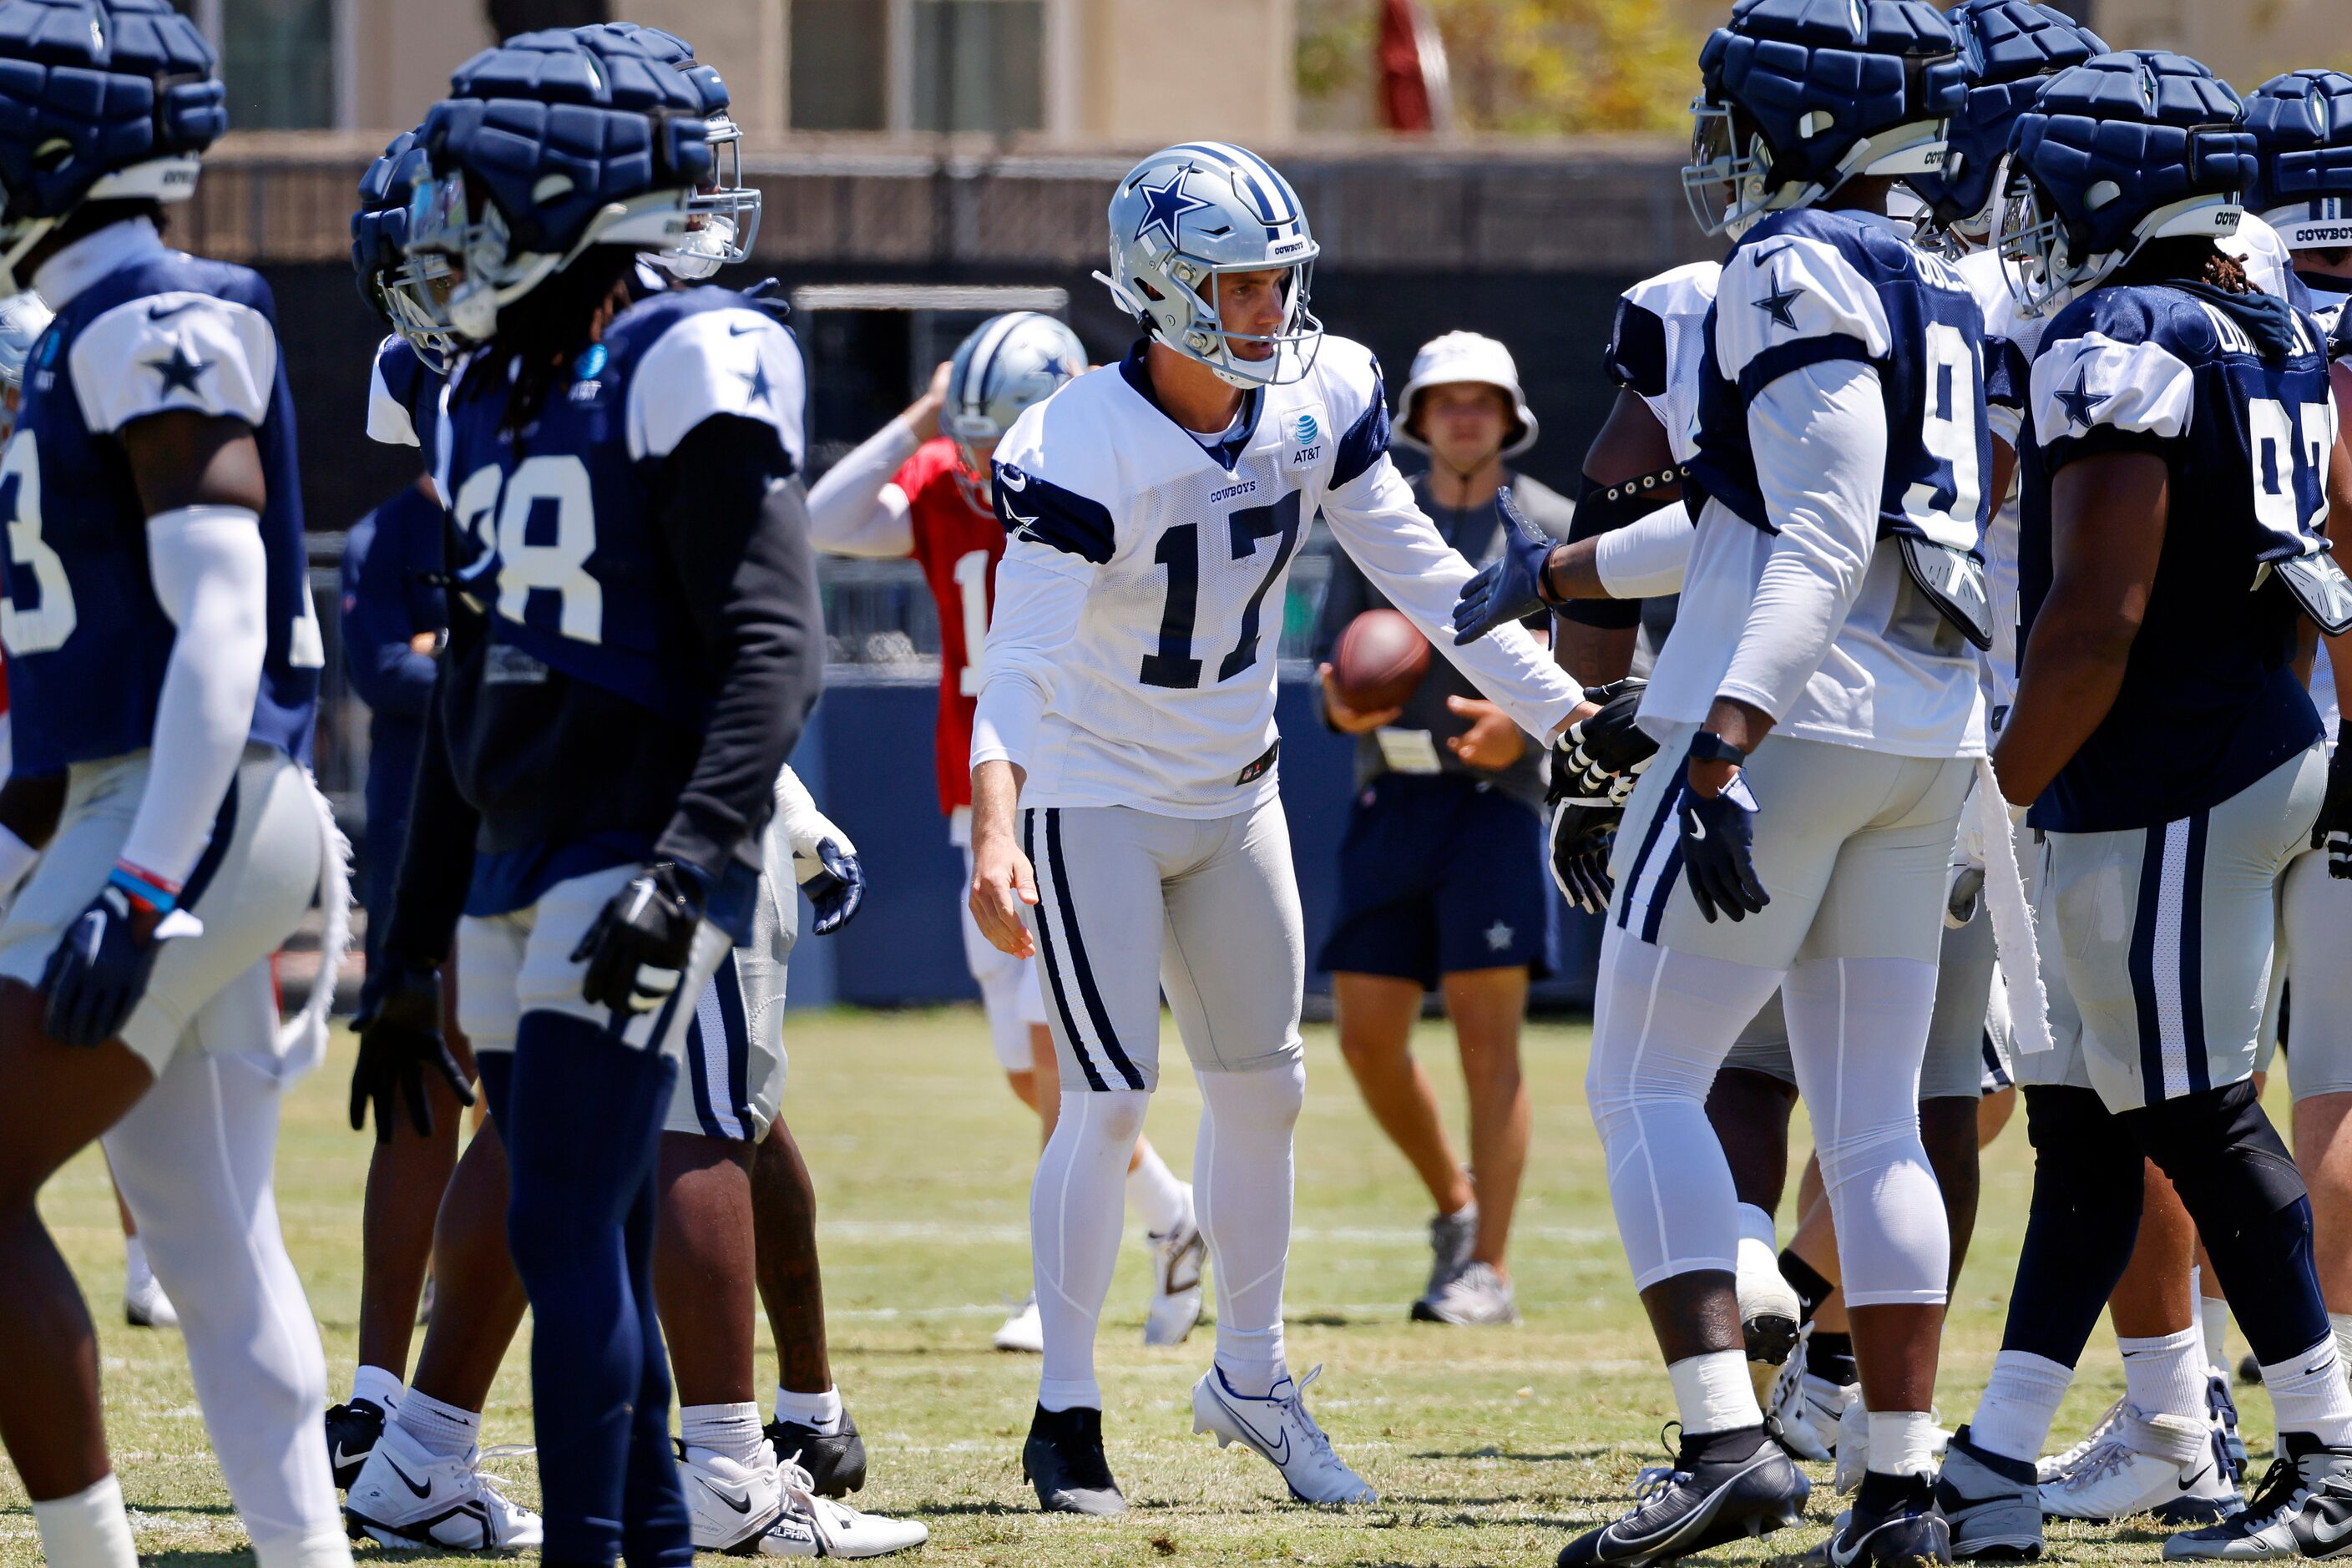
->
xmin=1287 ymin=407 xmax=1324 ymax=467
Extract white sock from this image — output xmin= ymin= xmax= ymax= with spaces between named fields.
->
xmin=1736 ymin=1202 xmax=1778 ymax=1250
xmin=1198 ymin=1064 xmax=1305 ymax=1402
xmin=1128 ymin=1143 xmax=1191 ymax=1236
xmin=392 ymin=1390 xmax=481 ymax=1460
xmin=348 ymin=1364 xmax=403 ymax=1414
xmin=1033 ymin=1090 xmax=1149 ymax=1413
xmin=681 ymin=1401 xmax=769 ymax=1470
xmin=1971 ymin=1349 xmax=2075 ymax=1464
xmin=2263 ymin=1338 xmax=2352 ymax=1446
xmin=1869 ymin=1409 xmax=1941 ymax=1478
xmin=124 ymin=1235 xmax=152 ymax=1288
xmin=2329 ymin=1313 xmax=2352 ymax=1375
xmin=1667 ymin=1349 xmax=1763 ymax=1436
xmin=31 ymin=1473 xmax=138 ymax=1568
xmin=773 ymin=1385 xmax=842 ymax=1436
xmin=2119 ymin=1326 xmax=2208 ymax=1421
xmin=2201 ymin=1293 xmax=2231 ymax=1370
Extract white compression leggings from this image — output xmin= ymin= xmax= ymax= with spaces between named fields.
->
xmin=1032 ymin=1064 xmax=1307 ymax=1409
xmin=101 ymin=1034 xmax=346 ymax=1568
xmin=1586 ymin=936 xmax=1950 ymax=1308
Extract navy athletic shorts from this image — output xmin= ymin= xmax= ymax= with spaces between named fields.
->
xmin=1317 ymin=772 xmax=1555 ymax=989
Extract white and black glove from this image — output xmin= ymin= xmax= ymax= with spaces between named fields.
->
xmin=573 ymin=862 xmax=706 ymax=1015
xmin=1549 ymin=802 xmax=1620 ymax=916
xmin=773 ymin=766 xmax=867 ymax=935
xmin=1551 ymin=679 xmax=1658 ymax=807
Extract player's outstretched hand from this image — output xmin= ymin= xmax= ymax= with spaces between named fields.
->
xmin=1450 ymin=489 xmax=1560 ymax=645
xmin=969 ymin=832 xmax=1038 ymax=960
xmin=350 ymin=957 xmax=473 ymax=1141
xmin=1549 ymin=802 xmax=1619 ymax=915
xmin=2317 ymin=722 xmax=2352 ymax=880
xmin=574 ymin=862 xmax=705 ymax=1014
xmin=39 ymin=865 xmax=202 ymax=1048
xmin=1677 ymin=767 xmax=1769 ymax=923
xmin=1552 ymin=679 xmax=1657 ymax=805
xmin=1317 ymin=664 xmax=1402 ymax=736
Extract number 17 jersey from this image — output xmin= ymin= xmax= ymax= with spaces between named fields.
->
xmin=981 ymin=335 xmax=1578 ymax=816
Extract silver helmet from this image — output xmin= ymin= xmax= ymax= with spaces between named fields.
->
xmin=1096 ymin=142 xmax=1322 ymax=389
xmin=943 ymin=311 xmax=1084 ymax=507
xmin=0 ymin=291 xmax=52 ymax=444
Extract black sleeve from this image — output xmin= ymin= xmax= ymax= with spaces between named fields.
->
xmin=381 ymin=604 xmax=484 ymax=966
xmin=651 ymin=413 xmax=825 ymax=883
xmin=1603 ymin=299 xmax=1669 ymax=397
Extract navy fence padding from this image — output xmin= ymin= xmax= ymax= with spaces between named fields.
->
xmin=782 ymin=674 xmax=1601 ymax=1009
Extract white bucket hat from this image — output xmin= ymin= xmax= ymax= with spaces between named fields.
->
xmin=1393 ymin=330 xmax=1538 ymax=458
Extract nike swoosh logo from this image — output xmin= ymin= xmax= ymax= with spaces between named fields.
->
xmin=1214 ymin=1388 xmax=1290 ymax=1465
xmin=333 ymin=1441 xmax=372 ymax=1470
xmin=728 ymin=322 xmax=760 ymax=336
xmin=383 ymin=1456 xmax=432 ymax=1499
xmin=147 ymin=301 xmax=199 ymax=322
xmin=699 ymin=1479 xmax=753 ymax=1515
xmin=1687 ymin=817 xmax=1708 ymax=842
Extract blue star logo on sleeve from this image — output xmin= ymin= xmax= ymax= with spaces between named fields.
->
xmin=2054 ymin=366 xmax=2113 ymax=432
xmin=1003 ymin=505 xmax=1041 ymax=542
xmin=144 ymin=341 xmax=214 ymax=399
xmin=737 ymin=357 xmax=774 ymax=409
xmin=1132 ymin=168 xmax=1212 ymax=251
xmin=1754 ymin=273 xmax=1805 ymax=331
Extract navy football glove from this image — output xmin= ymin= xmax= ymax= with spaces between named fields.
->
xmin=1549 ymin=802 xmax=1619 ymax=917
xmin=797 ymin=838 xmax=866 ymax=935
xmin=1450 ymin=489 xmax=1562 ymax=645
xmin=2317 ymin=722 xmax=2352 ymax=881
xmin=40 ymin=867 xmax=201 ymax=1048
xmin=573 ymin=862 xmax=706 ymax=1015
xmin=1678 ymin=767 xmax=1771 ymax=923
xmin=1551 ymin=679 xmax=1658 ymax=806
xmin=350 ymin=957 xmax=473 ymax=1141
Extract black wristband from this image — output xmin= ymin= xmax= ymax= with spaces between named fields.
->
xmin=1687 ymin=731 xmax=1748 ymax=767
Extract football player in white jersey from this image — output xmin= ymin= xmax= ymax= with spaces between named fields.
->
xmin=968 ymin=141 xmax=1600 ymax=1515
xmin=1457 ymin=3 xmax=2000 ymax=1560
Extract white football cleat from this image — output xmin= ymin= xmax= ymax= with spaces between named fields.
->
xmin=680 ymin=1440 xmax=786 ymax=1553
xmin=2038 ymin=1397 xmax=2124 ymax=1485
xmin=1419 ymin=1261 xmax=1518 ymax=1327
xmin=344 ymin=1419 xmax=541 ymax=1550
xmin=2040 ymin=1405 xmax=2240 ymax=1525
xmin=763 ymin=1455 xmax=929 ymax=1557
xmin=1143 ymin=1196 xmax=1206 ymax=1347
xmin=124 ymin=1267 xmax=178 ymax=1329
xmin=1191 ymin=1364 xmax=1376 ymax=1505
xmin=993 ymin=1293 xmax=1044 ymax=1354
xmin=1764 ymin=1333 xmax=1840 ymax=1464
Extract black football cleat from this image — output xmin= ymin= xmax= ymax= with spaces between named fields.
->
xmin=1558 ymin=1424 xmax=1808 ymax=1567
xmin=1023 ymin=1404 xmax=1125 ymax=1515
xmin=324 ymin=1398 xmax=388 ymax=1491
xmin=1811 ymin=1470 xmax=1953 ymax=1566
xmin=767 ymin=1406 xmax=868 ymax=1498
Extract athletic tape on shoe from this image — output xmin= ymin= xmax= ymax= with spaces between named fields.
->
xmin=1975 ymin=756 xmax=2054 ymax=1056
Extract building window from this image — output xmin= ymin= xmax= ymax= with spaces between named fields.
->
xmin=792 ymin=0 xmax=889 ymax=131
xmin=221 ymin=0 xmax=336 ymax=129
xmin=911 ymin=0 xmax=1043 ymax=134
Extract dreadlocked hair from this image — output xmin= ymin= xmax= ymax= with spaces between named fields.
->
xmin=472 ymin=245 xmax=640 ymax=435
xmin=2115 ymin=236 xmax=2252 ymax=294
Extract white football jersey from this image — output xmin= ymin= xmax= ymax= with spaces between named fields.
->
xmin=1606 ymin=261 xmax=1721 ymax=465
xmin=973 ymin=335 xmax=1580 ymax=816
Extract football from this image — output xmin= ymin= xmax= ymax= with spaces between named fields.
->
xmin=1333 ymin=609 xmax=1431 ymax=712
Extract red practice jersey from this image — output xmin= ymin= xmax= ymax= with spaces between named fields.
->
xmin=898 ymin=437 xmax=1006 ymax=814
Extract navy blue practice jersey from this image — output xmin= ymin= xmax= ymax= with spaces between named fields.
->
xmin=1688 ymin=207 xmax=1992 ymax=560
xmin=2020 ymin=284 xmax=2332 ymax=833
xmin=0 ymin=244 xmax=319 ymax=772
xmin=434 ymin=286 xmax=804 ymax=913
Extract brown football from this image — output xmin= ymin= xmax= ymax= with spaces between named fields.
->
xmin=1332 ymin=609 xmax=1431 ymax=712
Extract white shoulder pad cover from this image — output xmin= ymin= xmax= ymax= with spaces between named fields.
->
xmin=1713 ymin=235 xmax=1894 ymax=384
xmin=626 ymin=307 xmax=807 ymax=468
xmin=1623 ymin=260 xmax=1723 ymax=326
xmin=1311 ymin=332 xmax=1382 ymax=427
xmin=994 ymin=370 xmax=1120 ymax=507
xmin=72 ymin=291 xmax=276 ymax=434
xmin=2031 ymin=331 xmax=2196 ymax=450
xmin=367 ymin=339 xmax=419 ymax=448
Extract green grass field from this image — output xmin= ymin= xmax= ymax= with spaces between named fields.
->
xmin=0 ymin=1009 xmax=2264 ymax=1566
